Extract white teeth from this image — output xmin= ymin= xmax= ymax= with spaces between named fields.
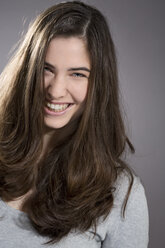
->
xmin=47 ymin=102 xmax=69 ymax=112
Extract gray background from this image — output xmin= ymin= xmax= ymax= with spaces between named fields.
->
xmin=0 ymin=0 xmax=164 ymax=247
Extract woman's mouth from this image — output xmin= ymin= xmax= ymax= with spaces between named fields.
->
xmin=45 ymin=102 xmax=74 ymax=116
xmin=46 ymin=102 xmax=70 ymax=112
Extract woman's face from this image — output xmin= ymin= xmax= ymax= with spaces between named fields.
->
xmin=43 ymin=37 xmax=91 ymax=130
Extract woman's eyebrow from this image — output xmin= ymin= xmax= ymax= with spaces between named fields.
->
xmin=44 ymin=62 xmax=90 ymax=73
xmin=68 ymin=67 xmax=91 ymax=73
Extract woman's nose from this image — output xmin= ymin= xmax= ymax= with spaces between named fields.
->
xmin=47 ymin=75 xmax=67 ymax=100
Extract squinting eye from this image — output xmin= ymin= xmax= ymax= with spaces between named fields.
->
xmin=44 ymin=66 xmax=53 ymax=73
xmin=72 ymin=73 xmax=86 ymax=78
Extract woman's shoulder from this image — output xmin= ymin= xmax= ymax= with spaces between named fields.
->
xmin=96 ymin=170 xmax=148 ymax=228
xmin=111 ymin=170 xmax=149 ymax=226
xmin=94 ymin=171 xmax=149 ymax=247
xmin=113 ymin=170 xmax=146 ymax=207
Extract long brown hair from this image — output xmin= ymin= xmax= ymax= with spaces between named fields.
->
xmin=0 ymin=1 xmax=135 ymax=243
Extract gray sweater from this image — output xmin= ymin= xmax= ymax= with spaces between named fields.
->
xmin=0 ymin=173 xmax=149 ymax=247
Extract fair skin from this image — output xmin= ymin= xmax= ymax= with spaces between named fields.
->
xmin=44 ymin=36 xmax=91 ymax=130
xmin=6 ymin=37 xmax=91 ymax=210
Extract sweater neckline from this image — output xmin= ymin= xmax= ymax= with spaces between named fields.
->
xmin=0 ymin=197 xmax=27 ymax=217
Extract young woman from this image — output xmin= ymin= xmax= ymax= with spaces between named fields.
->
xmin=0 ymin=1 xmax=149 ymax=247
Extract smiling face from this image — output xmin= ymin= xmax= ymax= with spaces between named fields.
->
xmin=43 ymin=37 xmax=91 ymax=130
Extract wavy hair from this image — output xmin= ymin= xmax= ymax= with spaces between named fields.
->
xmin=0 ymin=1 xmax=135 ymax=243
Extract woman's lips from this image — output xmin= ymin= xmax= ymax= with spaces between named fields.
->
xmin=44 ymin=101 xmax=74 ymax=116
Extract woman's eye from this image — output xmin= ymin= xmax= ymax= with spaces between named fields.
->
xmin=44 ymin=66 xmax=53 ymax=73
xmin=72 ymin=73 xmax=86 ymax=78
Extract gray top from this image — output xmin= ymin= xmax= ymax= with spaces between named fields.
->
xmin=0 ymin=172 xmax=149 ymax=247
